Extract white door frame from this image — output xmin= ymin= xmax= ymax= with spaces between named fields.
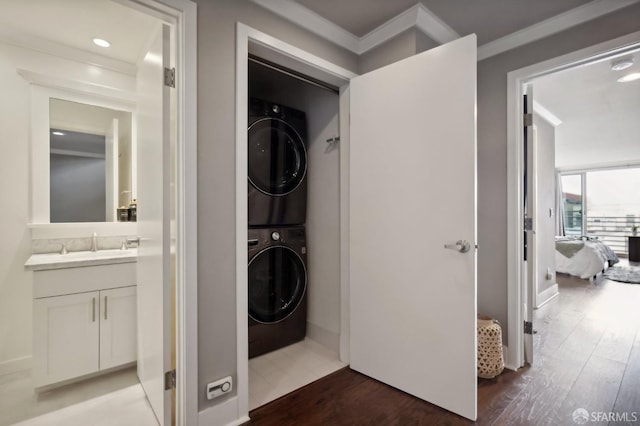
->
xmin=233 ymin=23 xmax=356 ymax=424
xmin=506 ymin=30 xmax=640 ymax=369
xmin=123 ymin=1 xmax=198 ymax=425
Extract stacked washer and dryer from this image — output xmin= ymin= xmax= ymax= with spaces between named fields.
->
xmin=248 ymin=97 xmax=309 ymax=358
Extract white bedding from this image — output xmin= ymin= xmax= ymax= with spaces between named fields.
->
xmin=555 ymin=237 xmax=618 ymax=279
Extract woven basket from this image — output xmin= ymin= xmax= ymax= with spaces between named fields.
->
xmin=477 ymin=315 xmax=504 ymax=379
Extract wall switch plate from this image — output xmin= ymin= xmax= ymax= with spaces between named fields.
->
xmin=207 ymin=376 xmax=233 ymax=400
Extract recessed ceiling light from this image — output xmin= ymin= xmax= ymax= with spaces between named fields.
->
xmin=92 ymin=38 xmax=110 ymax=48
xmin=618 ymin=72 xmax=640 ymax=83
xmin=52 ymin=131 xmax=65 ymax=136
xmin=611 ymin=58 xmax=634 ymax=71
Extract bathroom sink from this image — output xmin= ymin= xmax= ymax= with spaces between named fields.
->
xmin=25 ymin=248 xmax=137 ymax=271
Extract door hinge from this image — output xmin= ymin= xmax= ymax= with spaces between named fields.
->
xmin=164 ymin=67 xmax=176 ymax=88
xmin=524 ymin=217 xmax=533 ymax=231
xmin=524 ymin=321 xmax=533 ymax=335
xmin=524 ymin=113 xmax=533 ymax=127
xmin=165 ymin=369 xmax=176 ymax=390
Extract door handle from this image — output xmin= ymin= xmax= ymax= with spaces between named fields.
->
xmin=104 ymin=296 xmax=108 ymax=320
xmin=92 ymin=297 xmax=96 ymax=322
xmin=444 ymin=240 xmax=471 ymax=253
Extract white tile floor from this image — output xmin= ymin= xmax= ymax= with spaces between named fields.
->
xmin=0 ymin=367 xmax=157 ymax=426
xmin=249 ymin=338 xmax=347 ymax=410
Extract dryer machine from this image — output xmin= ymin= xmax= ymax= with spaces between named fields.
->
xmin=248 ymin=226 xmax=307 ymax=358
xmin=248 ymin=98 xmax=307 ymax=226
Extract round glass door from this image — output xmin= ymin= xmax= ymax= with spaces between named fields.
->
xmin=248 ymin=118 xmax=307 ymax=196
xmin=248 ymin=246 xmax=306 ymax=323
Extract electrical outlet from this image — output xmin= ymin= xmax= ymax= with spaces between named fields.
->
xmin=207 ymin=376 xmax=233 ymax=400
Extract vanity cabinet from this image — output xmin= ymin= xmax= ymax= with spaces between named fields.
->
xmin=31 ymin=262 xmax=137 ymax=388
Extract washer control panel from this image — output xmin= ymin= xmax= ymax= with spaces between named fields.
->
xmin=207 ymin=376 xmax=233 ymax=400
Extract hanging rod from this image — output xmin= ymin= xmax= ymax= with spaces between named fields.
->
xmin=248 ymin=54 xmax=340 ymax=95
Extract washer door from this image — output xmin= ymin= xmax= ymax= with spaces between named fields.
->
xmin=248 ymin=246 xmax=306 ymax=324
xmin=248 ymin=118 xmax=307 ymax=196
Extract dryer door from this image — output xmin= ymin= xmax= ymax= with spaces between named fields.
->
xmin=248 ymin=246 xmax=306 ymax=323
xmin=248 ymin=118 xmax=307 ymax=196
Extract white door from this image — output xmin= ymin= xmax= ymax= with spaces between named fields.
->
xmin=136 ymin=23 xmax=172 ymax=426
xmin=349 ymin=35 xmax=478 ymax=421
xmin=523 ymin=86 xmax=535 ymax=364
xmin=105 ymin=118 xmax=119 ymax=222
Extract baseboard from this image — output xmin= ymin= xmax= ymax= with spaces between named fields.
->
xmin=502 ymin=345 xmax=520 ymax=371
xmin=198 ymin=396 xmax=250 ymax=426
xmin=0 ymin=356 xmax=32 ymax=376
xmin=535 ymin=283 xmax=559 ymax=309
xmin=306 ymin=322 xmax=340 ymax=353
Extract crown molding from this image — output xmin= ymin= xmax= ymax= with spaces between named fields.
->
xmin=253 ymin=0 xmax=640 ymax=62
xmin=414 ymin=4 xmax=459 ymax=45
xmin=250 ymin=0 xmax=360 ymax=52
xmin=478 ymin=0 xmax=640 ymax=61
xmin=358 ymin=4 xmax=419 ymax=54
xmin=360 ymin=4 xmax=460 ymax=53
xmin=0 ymin=26 xmax=137 ymax=76
xmin=533 ymin=101 xmax=562 ymax=127
xmin=250 ymin=0 xmax=459 ymax=55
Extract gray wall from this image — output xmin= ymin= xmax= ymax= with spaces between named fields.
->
xmin=50 ymin=154 xmax=106 ymax=223
xmin=359 ymin=29 xmax=419 ymax=74
xmin=476 ymin=3 xmax=640 ymax=338
xmin=416 ymin=30 xmax=439 ymax=54
xmin=359 ymin=28 xmax=439 ymax=73
xmin=534 ymin=115 xmax=557 ymax=298
xmin=194 ymin=0 xmax=357 ymax=411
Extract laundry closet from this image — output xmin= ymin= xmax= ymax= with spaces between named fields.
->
xmin=247 ymin=57 xmax=344 ymax=409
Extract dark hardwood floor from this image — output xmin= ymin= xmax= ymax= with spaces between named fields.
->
xmin=248 ymin=269 xmax=640 ymax=425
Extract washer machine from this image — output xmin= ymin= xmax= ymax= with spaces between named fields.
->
xmin=248 ymin=226 xmax=307 ymax=358
xmin=248 ymin=98 xmax=308 ymax=226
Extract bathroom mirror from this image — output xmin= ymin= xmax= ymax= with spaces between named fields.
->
xmin=49 ymin=99 xmax=133 ymax=223
xmin=26 ymin=80 xmax=137 ymax=225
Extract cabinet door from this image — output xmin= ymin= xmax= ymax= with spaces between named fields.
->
xmin=34 ymin=291 xmax=100 ymax=387
xmin=100 ymin=286 xmax=137 ymax=370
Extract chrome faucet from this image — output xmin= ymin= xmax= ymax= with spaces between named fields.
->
xmin=90 ymin=232 xmax=98 ymax=252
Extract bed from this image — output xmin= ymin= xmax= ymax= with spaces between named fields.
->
xmin=555 ymin=236 xmax=619 ymax=279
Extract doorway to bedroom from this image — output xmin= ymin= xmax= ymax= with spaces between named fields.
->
xmin=527 ymin=46 xmax=640 ymax=304
xmin=505 ymin=35 xmax=640 ymax=420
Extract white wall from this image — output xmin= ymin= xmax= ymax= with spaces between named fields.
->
xmin=0 ymin=41 xmax=135 ymax=373
xmin=0 ymin=43 xmax=32 ymax=375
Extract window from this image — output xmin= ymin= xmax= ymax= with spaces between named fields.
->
xmin=560 ymin=167 xmax=640 ymax=254
xmin=561 ymin=174 xmax=583 ymax=236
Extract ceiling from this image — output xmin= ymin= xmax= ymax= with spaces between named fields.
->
xmin=0 ymin=0 xmax=158 ymax=65
xmin=295 ymin=0 xmax=592 ymax=44
xmin=535 ymin=49 xmax=640 ymax=169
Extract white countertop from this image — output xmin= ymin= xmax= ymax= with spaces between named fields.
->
xmin=25 ymin=248 xmax=137 ymax=271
